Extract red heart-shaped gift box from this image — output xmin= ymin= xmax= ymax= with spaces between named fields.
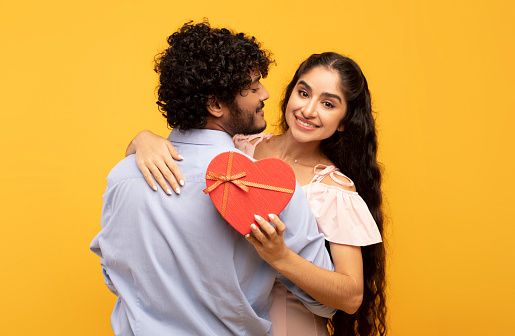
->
xmin=204 ymin=151 xmax=296 ymax=235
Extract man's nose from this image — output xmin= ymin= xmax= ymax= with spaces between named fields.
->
xmin=260 ymin=85 xmax=270 ymax=101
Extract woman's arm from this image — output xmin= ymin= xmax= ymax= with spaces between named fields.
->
xmin=126 ymin=130 xmax=185 ymax=195
xmin=247 ymin=214 xmax=363 ymax=314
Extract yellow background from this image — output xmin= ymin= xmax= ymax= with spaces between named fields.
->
xmin=1 ymin=0 xmax=513 ymax=335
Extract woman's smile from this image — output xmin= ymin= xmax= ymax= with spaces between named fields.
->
xmin=295 ymin=115 xmax=319 ymax=130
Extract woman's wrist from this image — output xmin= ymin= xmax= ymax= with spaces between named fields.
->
xmin=269 ymin=248 xmax=296 ymax=271
xmin=128 ymin=130 xmax=153 ymax=155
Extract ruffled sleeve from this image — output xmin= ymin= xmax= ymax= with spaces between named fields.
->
xmin=302 ymin=183 xmax=382 ymax=246
xmin=232 ymin=133 xmax=273 ymax=156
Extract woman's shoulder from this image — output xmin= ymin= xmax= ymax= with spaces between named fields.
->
xmin=311 ymin=165 xmax=356 ymax=192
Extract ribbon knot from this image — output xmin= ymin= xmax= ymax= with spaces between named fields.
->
xmin=203 ymin=171 xmax=249 ymax=194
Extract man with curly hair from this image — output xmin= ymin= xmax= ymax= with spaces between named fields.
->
xmin=91 ymin=21 xmax=334 ymax=335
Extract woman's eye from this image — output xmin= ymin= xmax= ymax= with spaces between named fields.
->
xmin=323 ymin=101 xmax=335 ymax=108
xmin=298 ymin=90 xmax=308 ymax=98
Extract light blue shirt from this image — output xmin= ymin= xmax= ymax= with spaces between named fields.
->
xmin=90 ymin=128 xmax=335 ymax=336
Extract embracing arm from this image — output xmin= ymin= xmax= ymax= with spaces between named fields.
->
xmin=126 ymin=130 xmax=185 ymax=195
xmin=247 ymin=215 xmax=364 ymax=314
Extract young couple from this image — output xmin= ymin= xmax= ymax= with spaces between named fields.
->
xmin=92 ymin=20 xmax=386 ymax=336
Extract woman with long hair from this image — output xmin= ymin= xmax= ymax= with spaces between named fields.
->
xmin=126 ymin=52 xmax=387 ymax=336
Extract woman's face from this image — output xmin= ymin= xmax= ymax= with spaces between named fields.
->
xmin=285 ymin=66 xmax=347 ymax=144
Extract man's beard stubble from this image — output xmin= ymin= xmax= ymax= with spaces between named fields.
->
xmin=227 ymin=101 xmax=266 ymax=136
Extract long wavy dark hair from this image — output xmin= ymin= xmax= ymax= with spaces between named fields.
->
xmin=279 ymin=52 xmax=387 ymax=336
xmin=154 ymin=20 xmax=273 ymax=130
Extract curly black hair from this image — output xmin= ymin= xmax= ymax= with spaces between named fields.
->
xmin=279 ymin=52 xmax=387 ymax=336
xmin=154 ymin=20 xmax=274 ymax=130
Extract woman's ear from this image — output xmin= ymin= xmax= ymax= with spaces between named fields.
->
xmin=337 ymin=123 xmax=345 ymax=132
xmin=206 ymin=96 xmax=224 ymax=118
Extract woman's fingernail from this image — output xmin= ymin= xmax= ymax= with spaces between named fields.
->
xmin=177 ymin=154 xmax=184 ymax=160
xmin=254 ymin=214 xmax=262 ymax=221
xmin=179 ymin=180 xmax=185 ymax=186
xmin=268 ymin=214 xmax=275 ymax=220
xmin=152 ymin=185 xmax=157 ymax=191
xmin=175 ymin=187 xmax=181 ymax=195
xmin=250 ymin=224 xmax=258 ymax=230
xmin=245 ymin=234 xmax=250 ymax=239
xmin=166 ymin=188 xmax=172 ymax=195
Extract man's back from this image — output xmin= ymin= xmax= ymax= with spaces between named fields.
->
xmin=91 ymin=129 xmax=334 ymax=335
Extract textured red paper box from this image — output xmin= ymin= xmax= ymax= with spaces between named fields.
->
xmin=204 ymin=151 xmax=296 ymax=235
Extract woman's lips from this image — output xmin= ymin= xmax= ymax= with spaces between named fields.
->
xmin=295 ymin=116 xmax=318 ymax=130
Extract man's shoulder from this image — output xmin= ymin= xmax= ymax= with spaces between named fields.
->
xmin=179 ymin=143 xmax=253 ymax=164
xmin=105 ymin=155 xmax=142 ymax=186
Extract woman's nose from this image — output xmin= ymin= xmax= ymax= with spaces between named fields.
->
xmin=302 ymin=100 xmax=317 ymax=118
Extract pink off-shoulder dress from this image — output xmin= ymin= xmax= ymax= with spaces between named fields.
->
xmin=233 ymin=134 xmax=382 ymax=336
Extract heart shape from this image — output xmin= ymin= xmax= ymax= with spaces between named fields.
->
xmin=204 ymin=151 xmax=296 ymax=235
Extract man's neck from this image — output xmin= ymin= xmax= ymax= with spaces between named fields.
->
xmin=203 ymin=119 xmax=235 ymax=137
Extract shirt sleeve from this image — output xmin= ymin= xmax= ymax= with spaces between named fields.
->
xmin=277 ymin=183 xmax=337 ymax=318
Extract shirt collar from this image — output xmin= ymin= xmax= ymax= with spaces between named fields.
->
xmin=167 ymin=128 xmax=235 ymax=147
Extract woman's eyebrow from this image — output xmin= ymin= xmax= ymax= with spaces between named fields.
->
xmin=298 ymin=80 xmax=342 ymax=103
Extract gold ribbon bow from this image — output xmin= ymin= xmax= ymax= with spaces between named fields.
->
xmin=204 ymin=171 xmax=249 ymax=193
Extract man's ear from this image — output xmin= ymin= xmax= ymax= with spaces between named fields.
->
xmin=206 ymin=96 xmax=224 ymax=118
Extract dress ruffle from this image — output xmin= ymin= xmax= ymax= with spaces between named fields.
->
xmin=232 ymin=133 xmax=273 ymax=158
xmin=302 ymin=183 xmax=382 ymax=246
